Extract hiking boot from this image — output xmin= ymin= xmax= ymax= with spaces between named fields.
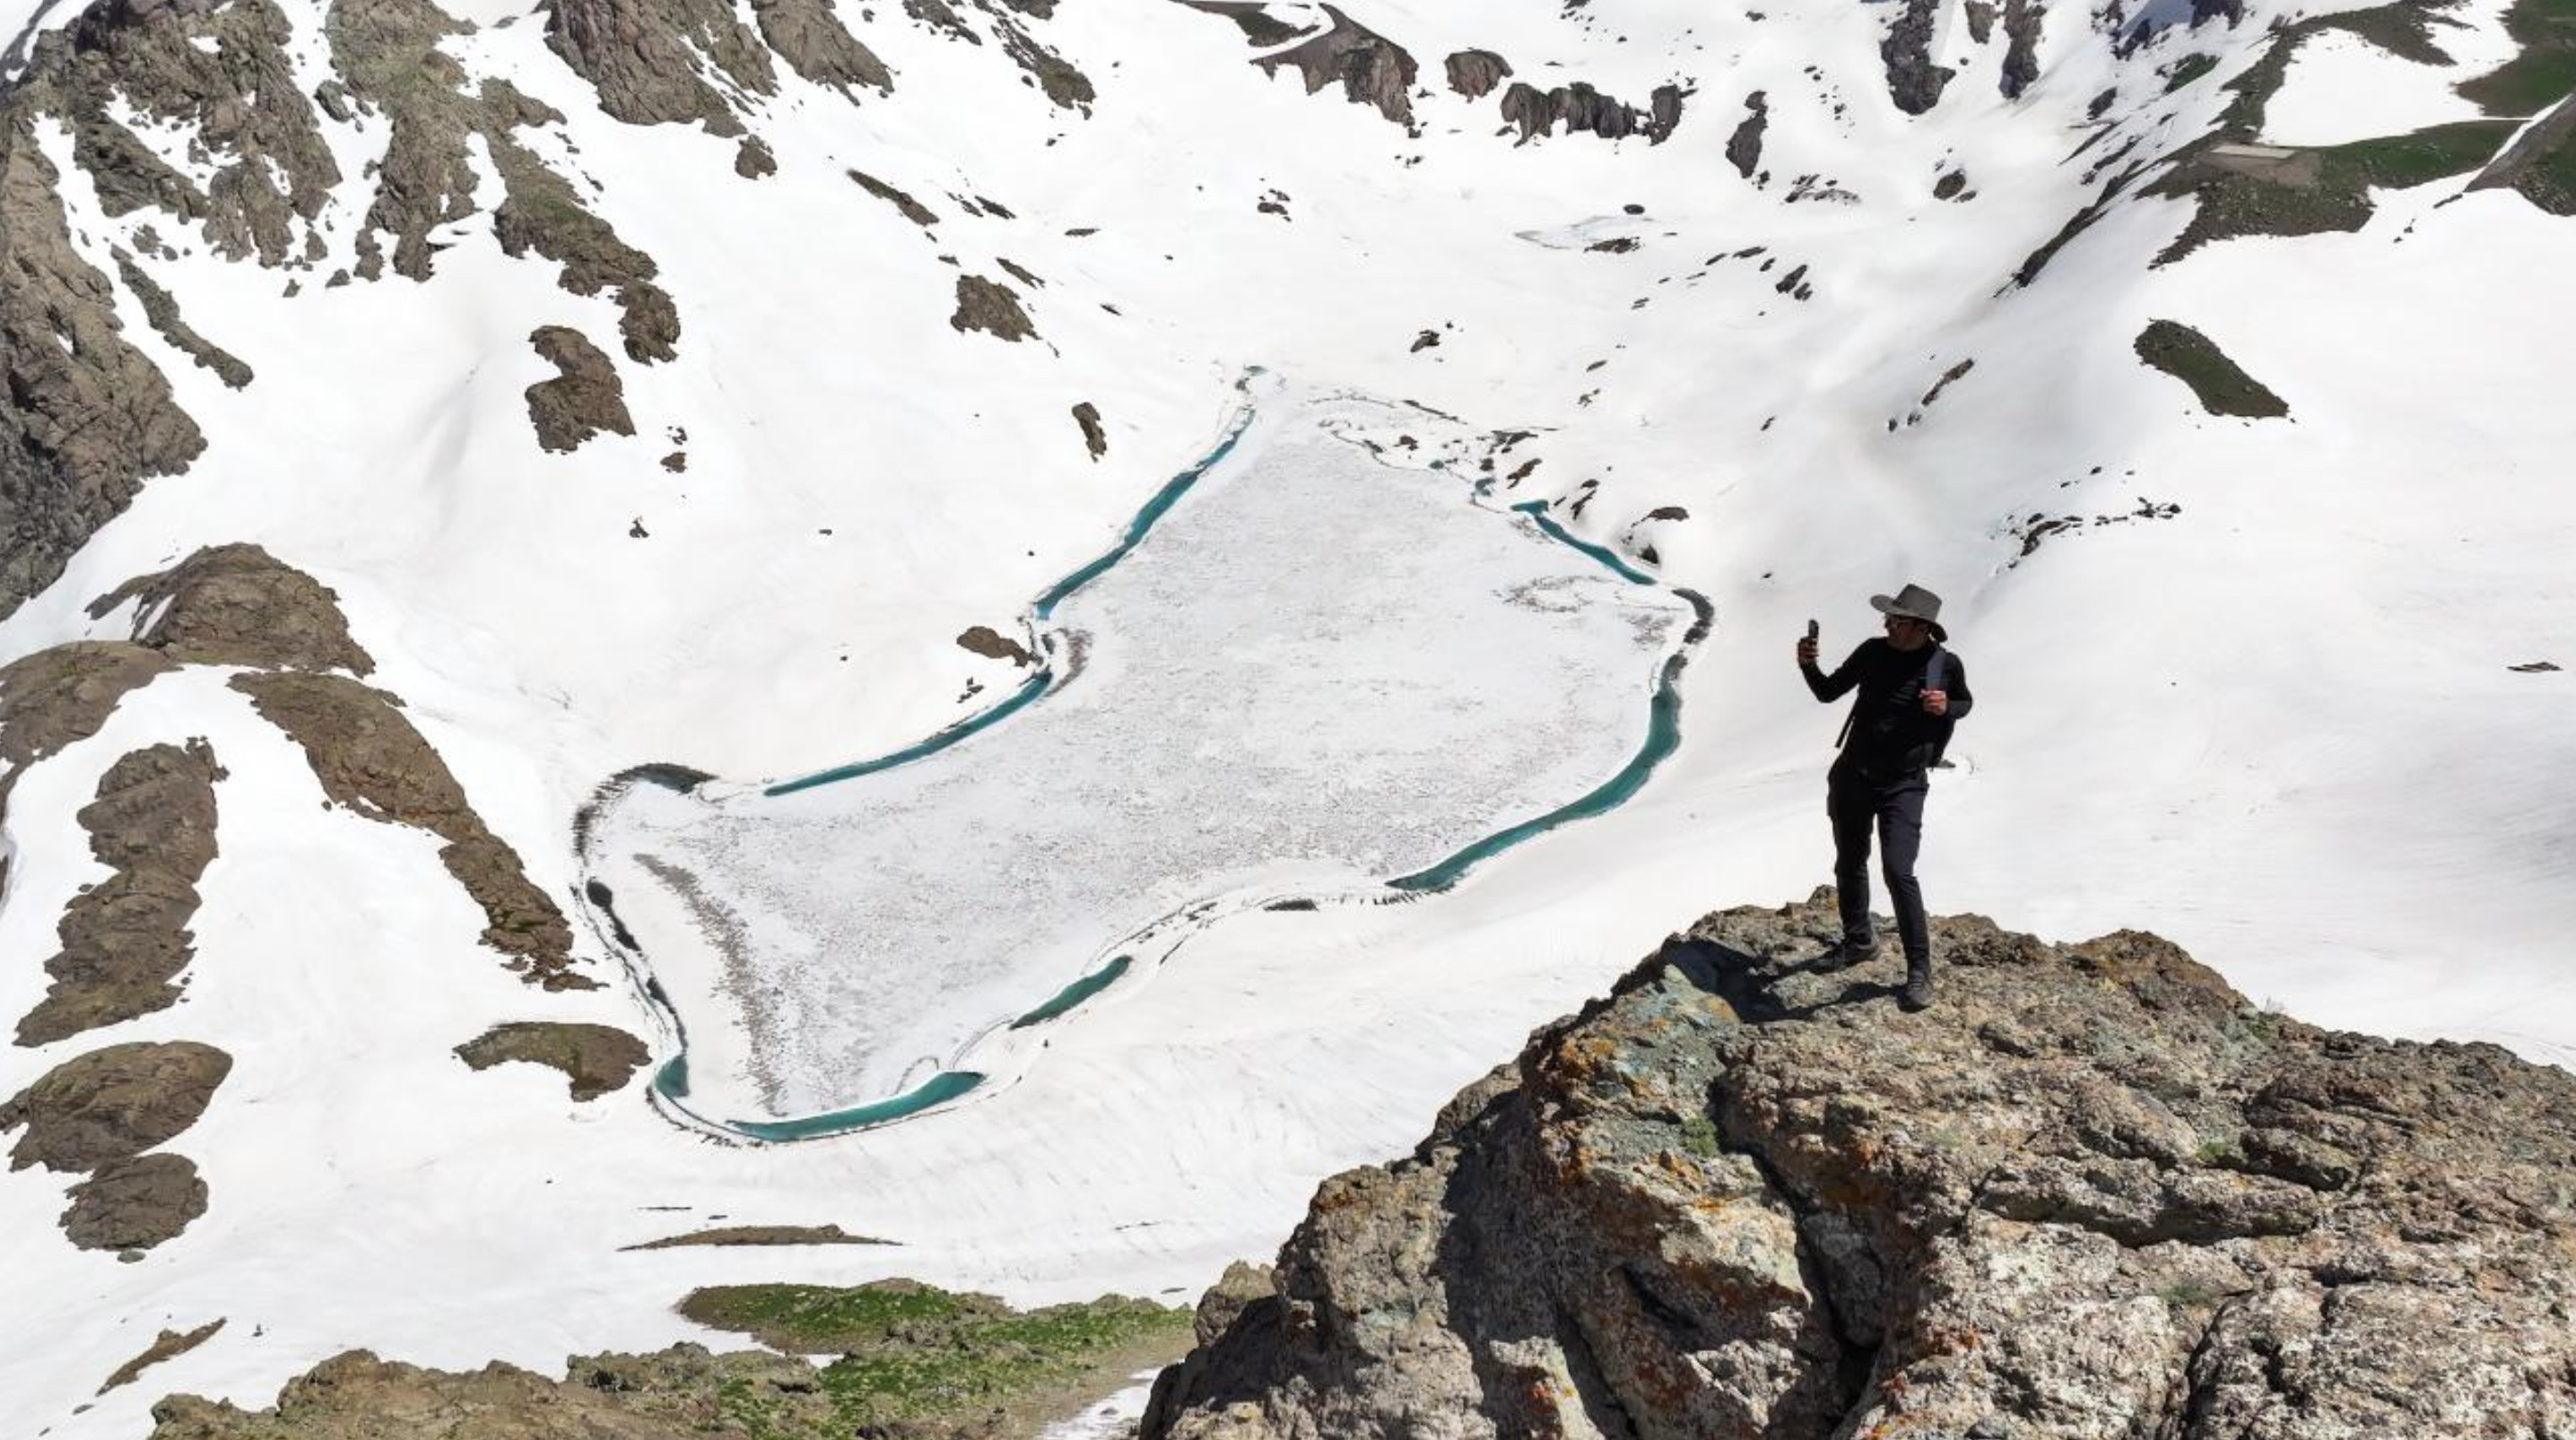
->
xmin=1900 ymin=967 xmax=1936 ymax=1011
xmin=1814 ymin=938 xmax=1878 ymax=973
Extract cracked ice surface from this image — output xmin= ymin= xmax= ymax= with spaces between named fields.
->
xmin=584 ymin=391 xmax=1694 ymax=1124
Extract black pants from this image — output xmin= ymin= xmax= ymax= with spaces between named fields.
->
xmin=1828 ymin=768 xmax=1931 ymax=973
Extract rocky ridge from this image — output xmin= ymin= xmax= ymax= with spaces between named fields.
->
xmin=1143 ymin=894 xmax=2576 ymax=1439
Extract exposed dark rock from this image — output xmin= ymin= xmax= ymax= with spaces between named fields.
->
xmin=1880 ymin=0 xmax=1956 ymax=113
xmin=329 ymin=0 xmax=681 ymax=364
xmin=733 ymin=135 xmax=777 ymax=178
xmin=229 ymin=672 xmax=587 ymax=988
xmin=1727 ymin=91 xmax=1768 ymax=178
xmin=1920 ymin=357 xmax=1976 ymax=407
xmin=957 ymin=624 xmax=1034 ymax=666
xmin=1965 ymin=0 xmax=1997 ymax=41
xmin=991 ymin=10 xmax=1095 ymax=109
xmin=454 ymin=1022 xmax=649 ymax=1100
xmin=996 ymin=256 xmax=1044 ymax=288
xmin=1935 ymin=167 xmax=1970 ymax=199
xmin=849 ymin=168 xmax=940 ymax=226
xmin=1443 ymin=48 xmax=1512 ymax=100
xmin=100 ymin=1319 xmax=224 ymax=1394
xmin=64 ymin=1151 xmax=207 ymax=1253
xmin=1144 ymin=896 xmax=2576 ymax=1439
xmin=904 ymin=0 xmax=980 ymax=44
xmin=1498 ymin=81 xmax=1684 ymax=143
xmin=525 ymin=326 xmax=637 ymax=453
xmin=622 ymin=1223 xmax=892 ymax=1250
xmin=87 ymin=543 xmax=377 ymax=674
xmin=2136 ymin=319 xmax=2290 ymax=417
xmin=1644 ymin=505 xmax=1689 ymax=522
xmin=1 ymin=1041 xmax=231 ymax=1173
xmin=544 ymin=0 xmax=774 ymax=134
xmin=1179 ymin=0 xmax=1305 ymax=48
xmin=950 ymin=273 xmax=1034 ymax=341
xmin=0 ymin=643 xmax=177 ymax=793
xmin=2001 ymin=0 xmax=2045 ymax=97
xmin=1072 ymin=401 xmax=1107 ymax=458
xmin=18 ymin=0 xmax=341 ymax=267
xmin=751 ymin=0 xmax=894 ymax=96
xmin=17 ymin=741 xmax=223 ymax=1046
xmin=1408 ymin=327 xmax=1440 ymax=351
xmin=0 ymin=121 xmax=205 ymax=624
xmin=1585 ymin=235 xmax=1639 ymax=253
xmin=1253 ymin=4 xmax=1417 ymax=125
xmin=2467 ymin=91 xmax=2576 ymax=213
xmin=113 ymin=254 xmax=252 ymax=388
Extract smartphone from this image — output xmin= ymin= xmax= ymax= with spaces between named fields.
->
xmin=1806 ymin=619 xmax=1819 ymax=642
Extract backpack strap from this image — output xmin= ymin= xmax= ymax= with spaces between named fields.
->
xmin=1923 ymin=647 xmax=1947 ymax=694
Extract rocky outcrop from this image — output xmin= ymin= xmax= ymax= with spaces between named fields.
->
xmin=64 ymin=1150 xmax=209 ymax=1252
xmin=86 ymin=543 xmax=377 ymax=675
xmin=849 ymin=168 xmax=941 ymax=226
xmin=544 ymin=0 xmax=776 ymax=134
xmin=0 ymin=643 xmax=177 ymax=787
xmin=2136 ymin=319 xmax=2290 ymax=417
xmin=1444 ymin=49 xmax=1512 ymax=100
xmin=1253 ymin=6 xmax=1418 ymax=125
xmin=2468 ymin=91 xmax=2576 ymax=213
xmin=1073 ymin=400 xmax=1108 ymax=458
xmin=100 ymin=1319 xmax=225 ymax=1395
xmin=951 ymin=273 xmax=1035 ymax=341
xmin=329 ymin=0 xmax=682 ymax=363
xmin=1726 ymin=91 xmax=1768 ymax=178
xmin=1881 ymin=0 xmax=1957 ymax=114
xmin=229 ymin=673 xmax=586 ymax=989
xmin=114 ymin=254 xmax=253 ymax=389
xmin=2 ymin=1040 xmax=230 ymax=1173
xmin=1144 ymin=896 xmax=2576 ymax=1440
xmin=0 ymin=122 xmax=205 ymax=624
xmin=525 ymin=326 xmax=637 ymax=453
xmin=992 ymin=9 xmax=1096 ymax=110
xmin=751 ymin=0 xmax=894 ymax=97
xmin=17 ymin=741 xmax=224 ymax=1045
xmin=957 ymin=624 xmax=1037 ymax=665
xmin=1498 ymin=82 xmax=1685 ymax=144
xmin=622 ymin=1223 xmax=890 ymax=1249
xmin=454 ymin=1021 xmax=649 ymax=1099
xmin=2001 ymin=0 xmax=2045 ymax=97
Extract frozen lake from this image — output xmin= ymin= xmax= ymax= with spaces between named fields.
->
xmin=577 ymin=384 xmax=1701 ymax=1134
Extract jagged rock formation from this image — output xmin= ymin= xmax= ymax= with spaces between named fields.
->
xmin=850 ymin=168 xmax=942 ymax=226
xmin=3 ymin=1039 xmax=230 ymax=1253
xmin=525 ymin=327 xmax=638 ymax=453
xmin=753 ymin=0 xmax=895 ymax=96
xmin=1073 ymin=400 xmax=1109 ymax=458
xmin=114 ymin=254 xmax=254 ymax=389
xmin=0 ymin=125 xmax=205 ymax=623
xmin=87 ymin=544 xmax=377 ymax=675
xmin=100 ymin=1319 xmax=225 ymax=1395
xmin=1444 ymin=49 xmax=1512 ymax=100
xmin=951 ymin=273 xmax=1036 ymax=340
xmin=454 ymin=1022 xmax=649 ymax=1100
xmin=957 ymin=624 xmax=1037 ymax=665
xmin=229 ymin=673 xmax=586 ymax=988
xmin=1881 ymin=0 xmax=1957 ymax=114
xmin=2000 ymin=0 xmax=2045 ymax=97
xmin=546 ymin=0 xmax=777 ymax=134
xmin=1251 ymin=5 xmax=1418 ymax=125
xmin=1498 ymin=82 xmax=1685 ymax=144
xmin=17 ymin=740 xmax=224 ymax=1045
xmin=1144 ymin=896 xmax=2576 ymax=1439
xmin=0 ymin=642 xmax=177 ymax=804
xmin=1727 ymin=92 xmax=1768 ymax=178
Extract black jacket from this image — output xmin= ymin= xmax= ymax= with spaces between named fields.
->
xmin=1803 ymin=639 xmax=1973 ymax=781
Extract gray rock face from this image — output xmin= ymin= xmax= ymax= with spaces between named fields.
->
xmin=545 ymin=0 xmax=776 ymax=134
xmin=1727 ymin=91 xmax=1769 ymax=178
xmin=17 ymin=740 xmax=224 ymax=1045
xmin=1073 ymin=401 xmax=1108 ymax=459
xmin=950 ymin=273 xmax=1035 ymax=341
xmin=114 ymin=254 xmax=253 ymax=389
xmin=1443 ymin=48 xmax=1513 ymax=100
xmin=1498 ymin=81 xmax=1685 ymax=144
xmin=1881 ymin=0 xmax=1957 ymax=114
xmin=524 ymin=326 xmax=638 ymax=453
xmin=2001 ymin=0 xmax=2045 ymax=98
xmin=1253 ymin=5 xmax=1418 ymax=125
xmin=849 ymin=168 xmax=941 ymax=226
xmin=0 ymin=124 xmax=205 ymax=625
xmin=64 ymin=1151 xmax=208 ymax=1253
xmin=752 ymin=0 xmax=894 ymax=96
xmin=1144 ymin=896 xmax=2576 ymax=1440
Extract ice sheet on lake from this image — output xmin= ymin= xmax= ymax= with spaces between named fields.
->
xmin=583 ymin=391 xmax=1694 ymax=1123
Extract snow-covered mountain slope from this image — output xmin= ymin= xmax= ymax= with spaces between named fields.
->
xmin=0 ymin=0 xmax=2569 ymax=1430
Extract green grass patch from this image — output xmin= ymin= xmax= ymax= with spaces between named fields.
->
xmin=2136 ymin=321 xmax=2290 ymax=418
xmin=2158 ymin=1280 xmax=2224 ymax=1309
xmin=2515 ymin=121 xmax=2576 ymax=210
xmin=1679 ymin=1115 xmax=1720 ymax=1158
xmin=2317 ymin=118 xmax=2520 ymax=187
xmin=2459 ymin=0 xmax=2576 ymax=114
xmin=2165 ymin=54 xmax=2220 ymax=91
xmin=680 ymin=1280 xmax=1192 ymax=1433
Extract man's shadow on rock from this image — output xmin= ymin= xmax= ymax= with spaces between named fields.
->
xmin=1660 ymin=935 xmax=1896 ymax=1022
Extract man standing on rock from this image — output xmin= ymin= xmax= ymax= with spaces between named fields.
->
xmin=1797 ymin=584 xmax=1972 ymax=1011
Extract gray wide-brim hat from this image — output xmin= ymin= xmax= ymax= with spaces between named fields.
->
xmin=1871 ymin=583 xmax=1948 ymax=643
